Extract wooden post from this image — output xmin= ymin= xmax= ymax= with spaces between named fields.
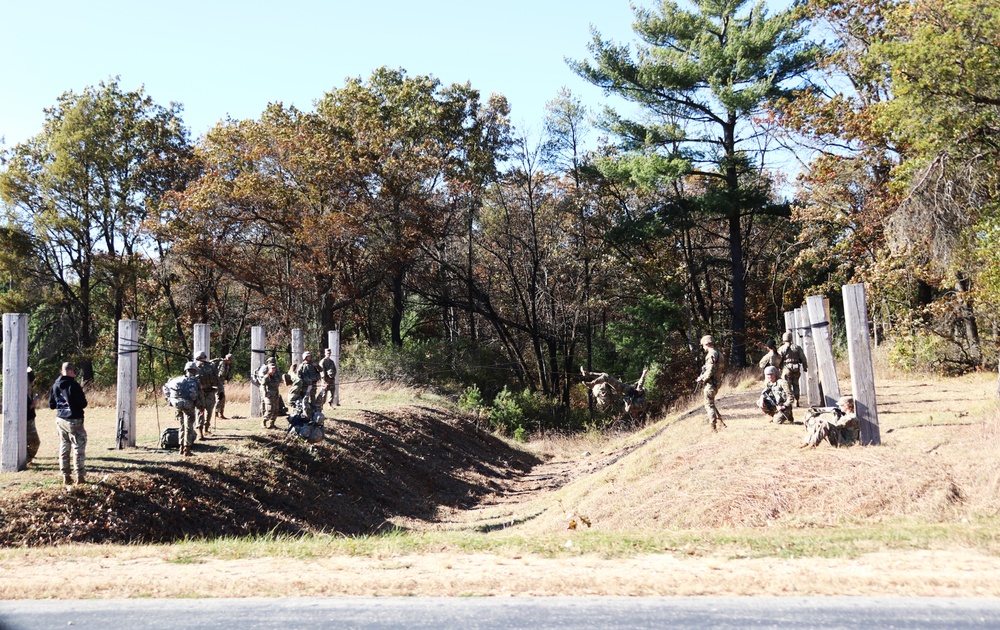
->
xmin=799 ymin=306 xmax=823 ymax=406
xmin=328 ymin=330 xmax=340 ymax=407
xmin=250 ymin=326 xmax=264 ymax=418
xmin=115 ymin=320 xmax=140 ymax=448
xmin=843 ymin=283 xmax=881 ymax=445
xmin=783 ymin=311 xmax=795 ymax=339
xmin=807 ymin=295 xmax=841 ymax=405
xmin=1 ymin=313 xmax=28 ymax=472
xmin=291 ymin=328 xmax=304 ymax=365
xmin=193 ymin=324 xmax=210 ymax=361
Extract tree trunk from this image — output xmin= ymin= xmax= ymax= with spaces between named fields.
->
xmin=390 ymin=266 xmax=405 ymax=348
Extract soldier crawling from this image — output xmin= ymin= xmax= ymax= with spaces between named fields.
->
xmin=800 ymin=395 xmax=860 ymax=448
xmin=580 ymin=367 xmax=650 ymax=420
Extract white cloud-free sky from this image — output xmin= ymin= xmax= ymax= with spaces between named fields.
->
xmin=1 ymin=0 xmax=643 ymax=146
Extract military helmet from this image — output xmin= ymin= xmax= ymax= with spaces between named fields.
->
xmin=302 ymin=351 xmax=312 ymax=360
xmin=266 ymin=357 xmax=276 ymax=365
xmin=837 ymin=395 xmax=854 ymax=410
xmin=184 ymin=361 xmax=198 ymax=373
xmin=765 ymin=339 xmax=776 ymax=349
xmin=782 ymin=332 xmax=793 ymax=343
xmin=764 ymin=366 xmax=778 ymax=376
xmin=195 ymin=351 xmax=208 ymax=361
xmin=700 ymin=335 xmax=714 ymax=346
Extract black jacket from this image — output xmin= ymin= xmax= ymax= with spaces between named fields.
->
xmin=48 ymin=374 xmax=88 ymax=420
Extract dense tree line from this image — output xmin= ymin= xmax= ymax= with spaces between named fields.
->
xmin=2 ymin=0 xmax=999 ymax=422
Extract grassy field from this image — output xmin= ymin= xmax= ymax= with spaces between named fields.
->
xmin=1 ymin=366 xmax=999 ymax=597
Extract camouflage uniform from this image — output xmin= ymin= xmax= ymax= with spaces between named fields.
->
xmin=318 ymin=350 xmax=337 ymax=408
xmin=757 ymin=340 xmax=782 ymax=370
xmin=258 ymin=361 xmax=283 ymax=429
xmin=696 ymin=336 xmax=726 ymax=431
xmin=171 ymin=365 xmax=201 ymax=455
xmin=580 ymin=369 xmax=620 ymax=411
xmin=25 ymin=368 xmax=39 ymax=466
xmin=290 ymin=353 xmax=322 ymax=417
xmin=778 ymin=332 xmax=808 ymax=406
xmin=194 ymin=354 xmax=220 ymax=435
xmin=802 ymin=396 xmax=860 ymax=448
xmin=212 ymin=355 xmax=233 ymax=419
xmin=758 ymin=369 xmax=795 ymax=424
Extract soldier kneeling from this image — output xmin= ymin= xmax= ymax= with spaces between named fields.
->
xmin=758 ymin=365 xmax=795 ymax=424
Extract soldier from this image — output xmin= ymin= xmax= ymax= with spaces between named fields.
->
xmin=194 ymin=351 xmax=220 ymax=438
xmin=318 ymin=348 xmax=337 ymax=408
xmin=580 ymin=367 xmax=618 ymax=411
xmin=695 ymin=335 xmax=726 ymax=431
xmin=258 ymin=357 xmax=283 ymax=429
xmin=25 ymin=367 xmax=40 ymax=467
xmin=778 ymin=331 xmax=808 ymax=406
xmin=757 ymin=339 xmax=782 ymax=370
xmin=580 ymin=366 xmax=649 ymax=420
xmin=289 ymin=351 xmax=322 ymax=417
xmin=47 ymin=362 xmax=88 ymax=486
xmin=165 ymin=362 xmax=201 ymax=456
xmin=212 ymin=354 xmax=234 ymax=420
xmin=758 ymin=365 xmax=795 ymax=424
xmin=801 ymin=395 xmax=860 ymax=448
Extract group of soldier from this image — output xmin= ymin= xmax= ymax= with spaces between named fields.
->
xmin=165 ymin=348 xmax=337 ymax=455
xmin=694 ymin=332 xmax=859 ymax=448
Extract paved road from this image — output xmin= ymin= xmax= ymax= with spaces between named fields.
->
xmin=2 ymin=597 xmax=1000 ymax=629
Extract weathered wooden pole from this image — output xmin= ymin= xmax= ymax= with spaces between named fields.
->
xmin=783 ymin=311 xmax=795 ymax=339
xmin=807 ymin=295 xmax=841 ymax=405
xmin=291 ymin=328 xmax=304 ymax=365
xmin=115 ymin=320 xmax=140 ymax=448
xmin=1 ymin=313 xmax=28 ymax=472
xmin=328 ymin=330 xmax=340 ymax=407
xmin=250 ymin=326 xmax=265 ymax=418
xmin=799 ymin=306 xmax=823 ymax=406
xmin=193 ymin=324 xmax=211 ymax=361
xmin=843 ymin=283 xmax=881 ymax=445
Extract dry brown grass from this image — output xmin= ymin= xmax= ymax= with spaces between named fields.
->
xmin=445 ymin=368 xmax=1000 ymax=536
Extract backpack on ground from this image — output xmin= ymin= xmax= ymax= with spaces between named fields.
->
xmin=159 ymin=427 xmax=180 ymax=450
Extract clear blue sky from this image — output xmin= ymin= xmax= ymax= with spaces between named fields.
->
xmin=1 ymin=0 xmax=644 ymax=147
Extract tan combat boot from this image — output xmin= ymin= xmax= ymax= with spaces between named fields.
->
xmin=197 ymin=427 xmax=205 ymax=440
xmin=75 ymin=471 xmax=86 ymax=485
xmin=62 ymin=473 xmax=73 ymax=487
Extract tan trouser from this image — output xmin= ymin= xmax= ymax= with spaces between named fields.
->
xmin=55 ymin=418 xmax=87 ymax=477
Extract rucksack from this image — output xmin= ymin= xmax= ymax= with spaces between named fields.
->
xmin=163 ymin=376 xmax=194 ymax=409
xmin=159 ymin=427 xmax=180 ymax=450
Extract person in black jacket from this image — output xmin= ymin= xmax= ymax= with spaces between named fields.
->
xmin=48 ymin=362 xmax=88 ymax=486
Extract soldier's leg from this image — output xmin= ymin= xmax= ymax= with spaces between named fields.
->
xmin=216 ymin=383 xmax=227 ymax=419
xmin=25 ymin=417 xmax=39 ymax=465
xmin=203 ymin=393 xmax=217 ymax=432
xmin=704 ymin=382 xmax=723 ymax=430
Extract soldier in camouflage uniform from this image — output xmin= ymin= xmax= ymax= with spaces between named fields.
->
xmin=194 ymin=351 xmax=220 ymax=439
xmin=318 ymin=348 xmax=337 ymax=408
xmin=777 ymin=331 xmax=808 ymax=406
xmin=289 ymin=351 xmax=322 ymax=417
xmin=25 ymin=367 xmax=40 ymax=467
xmin=173 ymin=362 xmax=201 ymax=456
xmin=258 ymin=358 xmax=283 ymax=429
xmin=695 ymin=335 xmax=726 ymax=431
xmin=757 ymin=339 xmax=782 ymax=370
xmin=758 ymin=365 xmax=795 ymax=424
xmin=801 ymin=395 xmax=860 ymax=448
xmin=212 ymin=354 xmax=234 ymax=419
